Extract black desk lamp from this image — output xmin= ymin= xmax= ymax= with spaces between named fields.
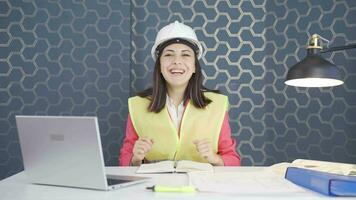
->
xmin=285 ymin=34 xmax=356 ymax=87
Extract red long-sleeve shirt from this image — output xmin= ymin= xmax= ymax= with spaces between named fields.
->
xmin=119 ymin=112 xmax=241 ymax=166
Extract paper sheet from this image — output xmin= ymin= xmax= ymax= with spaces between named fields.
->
xmin=188 ymin=170 xmax=306 ymax=194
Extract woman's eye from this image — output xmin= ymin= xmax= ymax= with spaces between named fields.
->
xmin=182 ymin=54 xmax=191 ymax=57
xmin=164 ymin=54 xmax=172 ymax=57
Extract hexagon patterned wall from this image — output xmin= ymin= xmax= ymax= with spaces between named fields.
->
xmin=0 ymin=0 xmax=131 ymax=179
xmin=1 ymin=0 xmax=356 ymax=180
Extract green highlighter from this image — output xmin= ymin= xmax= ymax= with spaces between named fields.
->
xmin=146 ymin=185 xmax=196 ymax=193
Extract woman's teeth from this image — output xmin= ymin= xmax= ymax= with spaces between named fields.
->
xmin=170 ymin=69 xmax=185 ymax=74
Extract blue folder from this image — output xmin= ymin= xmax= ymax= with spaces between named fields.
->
xmin=285 ymin=167 xmax=356 ymax=196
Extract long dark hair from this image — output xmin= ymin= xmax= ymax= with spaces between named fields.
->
xmin=137 ymin=56 xmax=219 ymax=113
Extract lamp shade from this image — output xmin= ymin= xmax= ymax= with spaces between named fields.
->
xmin=285 ymin=51 xmax=343 ymax=87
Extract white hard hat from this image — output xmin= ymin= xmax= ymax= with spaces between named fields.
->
xmin=151 ymin=21 xmax=203 ymax=60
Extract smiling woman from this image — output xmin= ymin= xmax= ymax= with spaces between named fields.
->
xmin=119 ymin=21 xmax=241 ymax=167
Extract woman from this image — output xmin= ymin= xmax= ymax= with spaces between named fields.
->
xmin=119 ymin=21 xmax=240 ymax=166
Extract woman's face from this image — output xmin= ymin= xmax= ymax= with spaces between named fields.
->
xmin=159 ymin=43 xmax=195 ymax=89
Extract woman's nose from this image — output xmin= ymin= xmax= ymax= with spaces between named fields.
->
xmin=173 ymin=55 xmax=182 ymax=64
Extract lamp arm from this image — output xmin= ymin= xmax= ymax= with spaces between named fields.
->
xmin=320 ymin=43 xmax=356 ymax=53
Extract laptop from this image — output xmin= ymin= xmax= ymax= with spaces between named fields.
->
xmin=15 ymin=115 xmax=149 ymax=191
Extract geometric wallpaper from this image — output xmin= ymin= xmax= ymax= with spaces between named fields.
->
xmin=1 ymin=0 xmax=356 ymax=180
xmin=0 ymin=0 xmax=130 ymax=179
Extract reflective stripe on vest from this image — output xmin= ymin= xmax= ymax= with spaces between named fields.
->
xmin=128 ymin=92 xmax=228 ymax=162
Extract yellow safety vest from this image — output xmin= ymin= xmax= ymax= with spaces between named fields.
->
xmin=128 ymin=92 xmax=228 ymax=163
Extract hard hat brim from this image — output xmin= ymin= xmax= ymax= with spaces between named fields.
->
xmin=151 ymin=38 xmax=203 ymax=60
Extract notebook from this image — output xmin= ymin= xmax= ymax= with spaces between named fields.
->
xmin=136 ymin=160 xmax=214 ymax=174
xmin=16 ymin=115 xmax=149 ymax=191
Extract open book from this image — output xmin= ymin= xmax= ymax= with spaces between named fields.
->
xmin=268 ymin=159 xmax=356 ymax=176
xmin=136 ymin=160 xmax=214 ymax=174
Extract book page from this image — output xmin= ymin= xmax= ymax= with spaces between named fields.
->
xmin=292 ymin=159 xmax=356 ymax=176
xmin=268 ymin=159 xmax=356 ymax=176
xmin=175 ymin=160 xmax=214 ymax=173
xmin=136 ymin=160 xmax=175 ymax=174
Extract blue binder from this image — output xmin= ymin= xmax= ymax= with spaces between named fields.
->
xmin=285 ymin=167 xmax=356 ymax=196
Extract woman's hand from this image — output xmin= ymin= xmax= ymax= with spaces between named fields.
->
xmin=131 ymin=138 xmax=153 ymax=166
xmin=193 ymin=138 xmax=224 ymax=166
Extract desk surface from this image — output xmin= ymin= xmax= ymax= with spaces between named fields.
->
xmin=0 ymin=166 xmax=345 ymax=200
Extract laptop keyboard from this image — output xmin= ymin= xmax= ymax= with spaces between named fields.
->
xmin=107 ymin=178 xmax=133 ymax=186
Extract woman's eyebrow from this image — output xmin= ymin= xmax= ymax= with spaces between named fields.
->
xmin=182 ymin=49 xmax=193 ymax=52
xmin=163 ymin=49 xmax=193 ymax=53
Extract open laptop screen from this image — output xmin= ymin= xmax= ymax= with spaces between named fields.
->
xmin=16 ymin=116 xmax=148 ymax=190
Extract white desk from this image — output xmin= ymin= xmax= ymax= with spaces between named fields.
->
xmin=0 ymin=167 xmax=345 ymax=200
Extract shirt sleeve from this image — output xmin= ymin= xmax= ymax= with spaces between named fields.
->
xmin=119 ymin=114 xmax=138 ymax=166
xmin=218 ymin=112 xmax=241 ymax=166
